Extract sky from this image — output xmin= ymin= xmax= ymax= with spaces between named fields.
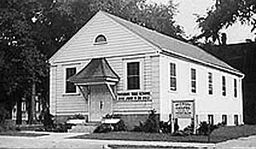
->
xmin=150 ymin=0 xmax=256 ymax=44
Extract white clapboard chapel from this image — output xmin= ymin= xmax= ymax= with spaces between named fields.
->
xmin=49 ymin=11 xmax=244 ymax=130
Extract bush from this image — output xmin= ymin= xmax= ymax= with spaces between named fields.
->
xmin=0 ymin=105 xmax=8 ymax=124
xmin=197 ymin=121 xmax=219 ymax=135
xmin=159 ymin=121 xmax=172 ymax=133
xmin=94 ymin=124 xmax=113 ymax=133
xmin=94 ymin=119 xmax=127 ymax=133
xmin=68 ymin=113 xmax=86 ymax=120
xmin=133 ymin=109 xmax=160 ymax=133
xmin=183 ymin=121 xmax=195 ymax=135
xmin=113 ymin=119 xmax=126 ymax=131
xmin=52 ymin=123 xmax=68 ymax=132
xmin=94 ymin=114 xmax=127 ymax=133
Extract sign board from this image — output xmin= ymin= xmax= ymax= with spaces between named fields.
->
xmin=172 ymin=100 xmax=194 ymax=118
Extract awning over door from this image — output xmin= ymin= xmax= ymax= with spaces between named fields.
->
xmin=68 ymin=58 xmax=119 ymax=99
xmin=68 ymin=58 xmax=119 ymax=85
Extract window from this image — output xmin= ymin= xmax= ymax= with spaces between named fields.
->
xmin=170 ymin=63 xmax=177 ymax=91
xmin=66 ymin=68 xmax=76 ymax=93
xmin=234 ymin=115 xmax=239 ymax=126
xmin=21 ymin=101 xmax=26 ymax=112
xmin=191 ymin=68 xmax=196 ymax=93
xmin=222 ymin=76 xmax=226 ymax=96
xmin=208 ymin=72 xmax=213 ymax=95
xmin=127 ymin=62 xmax=140 ymax=90
xmin=234 ymin=79 xmax=237 ymax=98
xmin=99 ymin=101 xmax=104 ymax=110
xmin=35 ymin=101 xmax=40 ymax=112
xmin=222 ymin=115 xmax=227 ymax=125
xmin=208 ymin=114 xmax=214 ymax=125
xmin=94 ymin=34 xmax=107 ymax=44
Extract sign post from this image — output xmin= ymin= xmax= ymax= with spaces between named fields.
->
xmin=172 ymin=100 xmax=195 ymax=133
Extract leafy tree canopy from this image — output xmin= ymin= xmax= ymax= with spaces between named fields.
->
xmin=0 ymin=0 xmax=183 ymax=117
xmin=195 ymin=0 xmax=256 ymax=44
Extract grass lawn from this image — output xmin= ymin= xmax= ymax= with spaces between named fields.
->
xmin=73 ymin=125 xmax=256 ymax=143
xmin=0 ymin=131 xmax=49 ymax=137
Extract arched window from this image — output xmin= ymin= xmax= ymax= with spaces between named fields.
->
xmin=94 ymin=34 xmax=107 ymax=44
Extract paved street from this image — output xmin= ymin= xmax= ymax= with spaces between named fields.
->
xmin=0 ymin=131 xmax=215 ymax=149
xmin=216 ymin=135 xmax=256 ymax=149
xmin=0 ymin=131 xmax=256 ymax=148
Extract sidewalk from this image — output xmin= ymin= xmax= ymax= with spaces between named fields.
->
xmin=0 ymin=131 xmax=216 ymax=148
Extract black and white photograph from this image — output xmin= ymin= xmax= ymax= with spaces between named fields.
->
xmin=0 ymin=0 xmax=256 ymax=148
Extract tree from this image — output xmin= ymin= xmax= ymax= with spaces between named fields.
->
xmin=88 ymin=0 xmax=184 ymax=40
xmin=0 ymin=0 xmax=49 ymax=124
xmin=0 ymin=0 xmax=184 ymax=124
xmin=195 ymin=0 xmax=256 ymax=44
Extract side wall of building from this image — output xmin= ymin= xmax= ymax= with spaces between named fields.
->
xmin=159 ymin=54 xmax=243 ymax=129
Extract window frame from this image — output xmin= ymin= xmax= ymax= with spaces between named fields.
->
xmin=190 ymin=68 xmax=197 ymax=93
xmin=222 ymin=114 xmax=227 ymax=125
xmin=169 ymin=62 xmax=177 ymax=91
xmin=124 ymin=59 xmax=144 ymax=91
xmin=222 ymin=76 xmax=226 ymax=96
xmin=234 ymin=78 xmax=238 ymax=98
xmin=63 ymin=66 xmax=78 ymax=95
xmin=208 ymin=114 xmax=214 ymax=125
xmin=208 ymin=72 xmax=213 ymax=95
xmin=234 ymin=115 xmax=239 ymax=126
xmin=94 ymin=34 xmax=107 ymax=45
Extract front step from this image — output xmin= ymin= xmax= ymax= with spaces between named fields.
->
xmin=68 ymin=123 xmax=100 ymax=133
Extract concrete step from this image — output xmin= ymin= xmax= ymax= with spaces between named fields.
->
xmin=68 ymin=125 xmax=98 ymax=133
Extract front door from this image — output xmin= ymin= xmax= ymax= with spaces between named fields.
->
xmin=89 ymin=85 xmax=112 ymax=122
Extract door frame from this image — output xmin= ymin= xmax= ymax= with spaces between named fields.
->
xmin=88 ymin=84 xmax=114 ymax=122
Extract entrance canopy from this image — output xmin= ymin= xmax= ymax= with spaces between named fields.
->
xmin=68 ymin=58 xmax=119 ymax=100
xmin=68 ymin=58 xmax=119 ymax=85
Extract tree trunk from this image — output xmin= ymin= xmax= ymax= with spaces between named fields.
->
xmin=29 ymin=82 xmax=36 ymax=124
xmin=16 ymin=95 xmax=22 ymax=125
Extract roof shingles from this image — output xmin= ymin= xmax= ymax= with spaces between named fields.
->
xmin=102 ymin=11 xmax=240 ymax=73
xmin=68 ymin=58 xmax=119 ymax=84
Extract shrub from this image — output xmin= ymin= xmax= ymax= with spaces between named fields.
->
xmin=113 ymin=119 xmax=126 ymax=131
xmin=197 ymin=121 xmax=219 ymax=135
xmin=183 ymin=121 xmax=195 ymax=135
xmin=53 ymin=123 xmax=68 ymax=132
xmin=94 ymin=120 xmax=127 ymax=133
xmin=72 ymin=113 xmax=85 ymax=119
xmin=94 ymin=114 xmax=127 ymax=133
xmin=39 ymin=108 xmax=54 ymax=129
xmin=133 ymin=109 xmax=160 ymax=133
xmin=0 ymin=105 xmax=8 ymax=124
xmin=94 ymin=124 xmax=113 ymax=133
xmin=159 ymin=121 xmax=172 ymax=133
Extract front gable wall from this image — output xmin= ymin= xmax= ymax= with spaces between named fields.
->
xmin=50 ymin=12 xmax=157 ymax=64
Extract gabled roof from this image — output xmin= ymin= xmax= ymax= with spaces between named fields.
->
xmin=68 ymin=58 xmax=119 ymax=84
xmin=101 ymin=11 xmax=241 ymax=74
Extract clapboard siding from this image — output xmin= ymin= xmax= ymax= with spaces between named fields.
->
xmin=50 ymin=54 xmax=159 ymax=115
xmin=49 ymin=66 xmax=57 ymax=115
xmin=113 ymin=102 xmax=152 ymax=112
xmin=106 ymin=57 xmax=124 ymax=91
xmin=51 ymin=12 xmax=156 ymax=63
xmin=49 ymin=11 xmax=160 ymax=117
xmin=151 ymin=56 xmax=160 ymax=111
xmin=144 ymin=56 xmax=152 ymax=90
xmin=52 ymin=63 xmax=88 ymax=115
